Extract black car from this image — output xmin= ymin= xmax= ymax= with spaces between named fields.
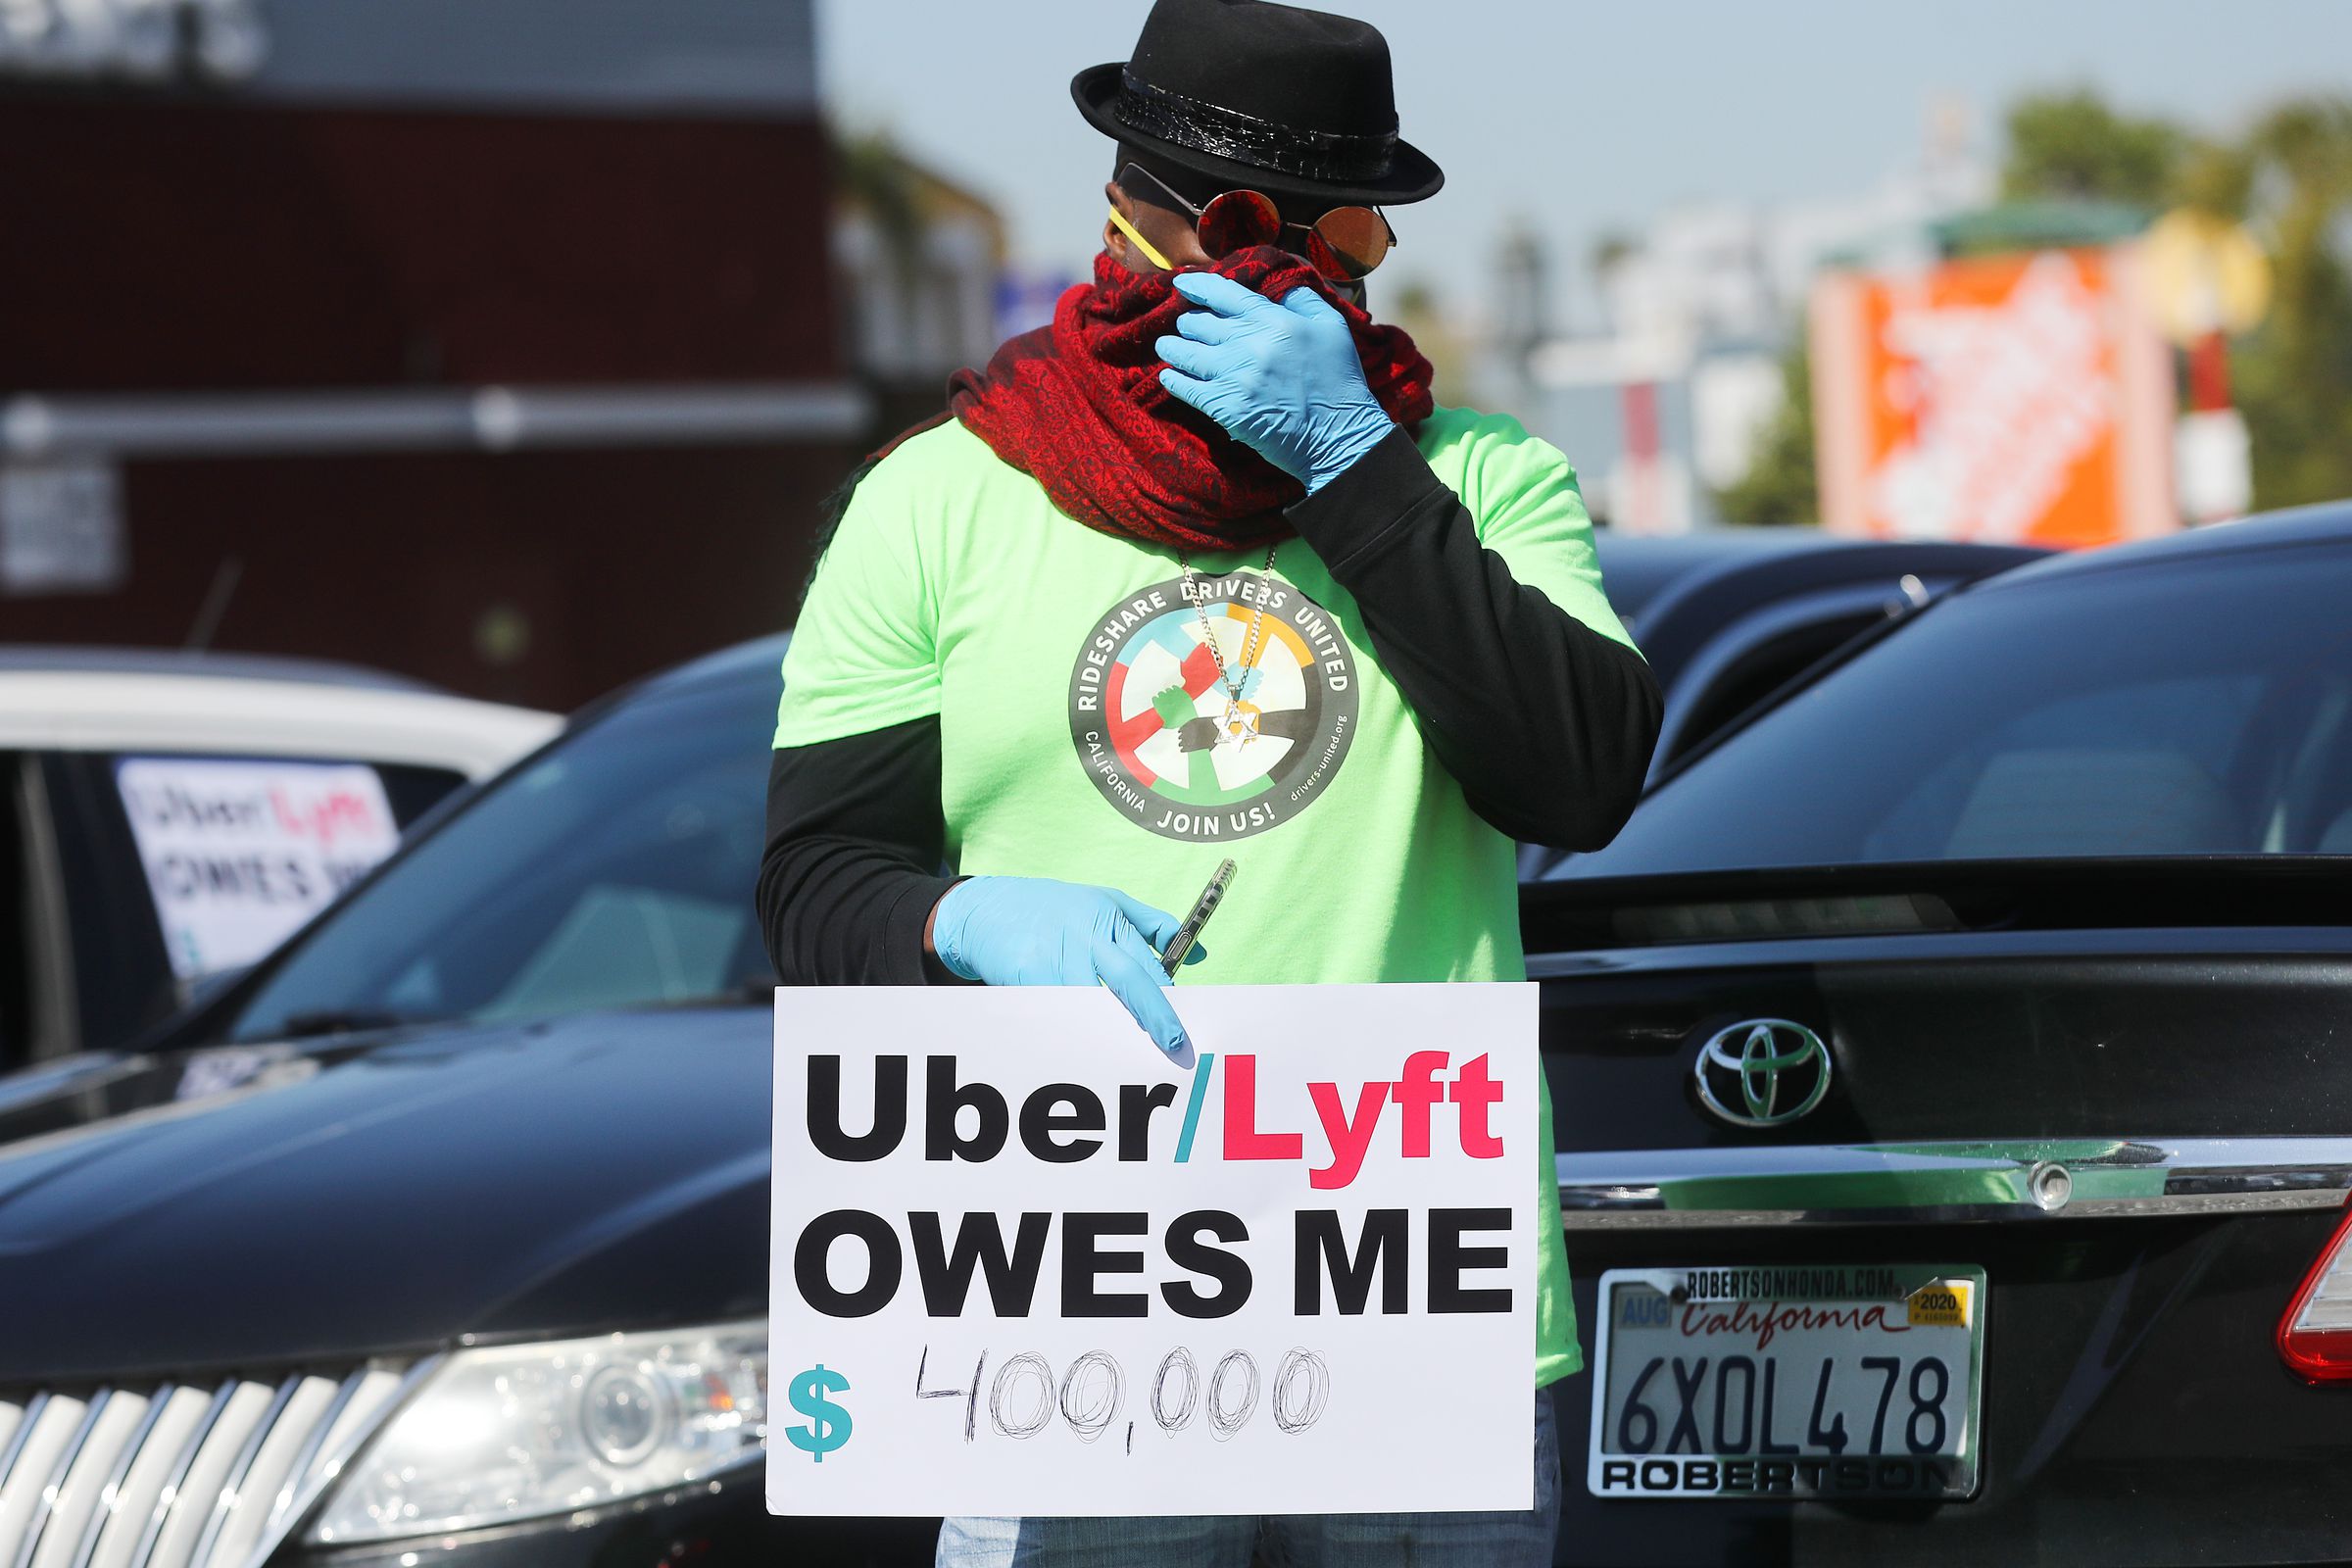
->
xmin=0 ymin=507 xmax=2345 ymax=1566
xmin=1538 ymin=504 xmax=2352 ymax=1563
xmin=0 ymin=645 xmax=884 ymax=1567
xmin=1519 ymin=530 xmax=2043 ymax=879
xmin=1587 ymin=530 xmax=2044 ymax=781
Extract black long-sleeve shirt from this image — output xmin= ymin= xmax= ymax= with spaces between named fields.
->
xmin=758 ymin=425 xmax=1661 ymax=984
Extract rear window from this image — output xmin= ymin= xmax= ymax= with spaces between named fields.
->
xmin=1561 ymin=541 xmax=2352 ymax=877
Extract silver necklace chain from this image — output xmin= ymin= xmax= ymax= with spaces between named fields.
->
xmin=1179 ymin=545 xmax=1282 ymax=707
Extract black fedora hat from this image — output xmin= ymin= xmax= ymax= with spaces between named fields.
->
xmin=1072 ymin=0 xmax=1444 ymax=210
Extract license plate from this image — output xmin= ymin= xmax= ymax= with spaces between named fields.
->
xmin=1587 ymin=1264 xmax=1985 ymax=1501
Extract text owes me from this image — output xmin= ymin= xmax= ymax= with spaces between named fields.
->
xmin=792 ymin=1207 xmax=1516 ymax=1320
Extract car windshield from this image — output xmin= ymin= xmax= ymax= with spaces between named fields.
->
xmin=1560 ymin=539 xmax=2352 ymax=878
xmin=228 ymin=675 xmax=776 ymax=1041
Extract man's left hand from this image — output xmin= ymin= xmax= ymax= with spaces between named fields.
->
xmin=1155 ymin=270 xmax=1396 ymax=495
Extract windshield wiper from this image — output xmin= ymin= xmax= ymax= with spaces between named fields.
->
xmin=617 ymin=980 xmax=779 ymax=1012
xmin=274 ymin=1008 xmax=449 ymax=1040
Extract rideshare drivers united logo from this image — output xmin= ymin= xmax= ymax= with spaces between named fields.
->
xmin=1068 ymin=570 xmax=1357 ymax=842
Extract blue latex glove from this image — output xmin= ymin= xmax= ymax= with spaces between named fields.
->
xmin=931 ymin=877 xmax=1205 ymax=1058
xmin=1154 ymin=270 xmax=1396 ymax=495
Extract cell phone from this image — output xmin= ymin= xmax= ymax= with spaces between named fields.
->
xmin=1160 ymin=859 xmax=1236 ymax=977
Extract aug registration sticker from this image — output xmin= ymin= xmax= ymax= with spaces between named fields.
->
xmin=1588 ymin=1265 xmax=1987 ymax=1501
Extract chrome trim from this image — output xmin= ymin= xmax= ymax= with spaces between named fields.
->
xmin=1690 ymin=1019 xmax=1832 ymax=1129
xmin=1525 ymin=924 xmax=2352 ymax=978
xmin=0 ymin=1396 xmax=50 ymax=1494
xmin=185 ymin=1381 xmax=295 ymax=1568
xmin=0 ymin=1365 xmax=428 ymax=1568
xmin=259 ymin=1375 xmax=360 ymax=1538
xmin=126 ymin=1383 xmax=234 ymax=1568
xmin=1557 ymin=1136 xmax=2352 ymax=1228
xmin=236 ymin=1355 xmax=443 ymax=1568
xmin=67 ymin=1385 xmax=171 ymax=1568
xmin=14 ymin=1390 xmax=108 ymax=1568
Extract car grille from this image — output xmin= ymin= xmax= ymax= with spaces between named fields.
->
xmin=0 ymin=1365 xmax=416 ymax=1568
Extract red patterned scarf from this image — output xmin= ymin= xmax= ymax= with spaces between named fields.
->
xmin=945 ymin=247 xmax=1435 ymax=552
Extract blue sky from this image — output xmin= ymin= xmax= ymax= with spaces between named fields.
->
xmin=817 ymin=0 xmax=2349 ymax=319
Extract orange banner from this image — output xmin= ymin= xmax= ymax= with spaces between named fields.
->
xmin=1812 ymin=247 xmax=2176 ymax=547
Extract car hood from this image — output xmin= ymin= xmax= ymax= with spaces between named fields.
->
xmin=0 ymin=1008 xmax=772 ymax=1384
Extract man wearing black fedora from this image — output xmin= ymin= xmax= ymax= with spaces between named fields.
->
xmin=760 ymin=1 xmax=1659 ymax=1561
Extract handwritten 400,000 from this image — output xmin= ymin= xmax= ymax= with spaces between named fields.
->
xmin=912 ymin=1343 xmax=1331 ymax=1454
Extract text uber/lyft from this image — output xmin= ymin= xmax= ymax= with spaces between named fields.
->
xmin=806 ymin=1051 xmax=1508 ymax=1190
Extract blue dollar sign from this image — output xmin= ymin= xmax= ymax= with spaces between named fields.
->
xmin=785 ymin=1363 xmax=853 ymax=1462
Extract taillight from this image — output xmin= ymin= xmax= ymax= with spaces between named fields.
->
xmin=2278 ymin=1200 xmax=2352 ymax=1382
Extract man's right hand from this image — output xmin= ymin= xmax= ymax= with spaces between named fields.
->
xmin=928 ymin=877 xmax=1202 ymax=1057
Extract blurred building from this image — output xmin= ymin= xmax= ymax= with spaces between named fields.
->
xmin=1508 ymin=100 xmax=1993 ymax=532
xmin=832 ymin=138 xmax=1010 ymax=435
xmin=0 ymin=0 xmax=866 ymax=709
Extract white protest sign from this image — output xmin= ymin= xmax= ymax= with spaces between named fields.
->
xmin=767 ymin=983 xmax=1538 ymax=1518
xmin=115 ymin=758 xmax=401 ymax=978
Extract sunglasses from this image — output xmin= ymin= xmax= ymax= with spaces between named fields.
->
xmin=1111 ymin=162 xmax=1396 ymax=282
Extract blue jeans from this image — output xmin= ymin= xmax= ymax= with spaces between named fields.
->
xmin=935 ymin=1389 xmax=1560 ymax=1568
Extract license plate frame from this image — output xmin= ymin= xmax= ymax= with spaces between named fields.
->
xmin=1586 ymin=1264 xmax=1987 ymax=1502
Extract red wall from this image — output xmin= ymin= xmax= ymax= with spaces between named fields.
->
xmin=0 ymin=445 xmax=841 ymax=708
xmin=1 ymin=92 xmax=858 ymax=710
xmin=1 ymin=94 xmax=840 ymax=388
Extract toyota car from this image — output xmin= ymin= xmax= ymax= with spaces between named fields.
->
xmin=1536 ymin=504 xmax=2352 ymax=1563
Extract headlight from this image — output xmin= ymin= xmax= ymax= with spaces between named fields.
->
xmin=307 ymin=1320 xmax=766 ymax=1544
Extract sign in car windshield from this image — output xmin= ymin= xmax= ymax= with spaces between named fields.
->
xmin=767 ymin=984 xmax=1539 ymax=1518
xmin=116 ymin=758 xmax=401 ymax=979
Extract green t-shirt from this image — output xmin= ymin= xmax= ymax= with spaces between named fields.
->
xmin=776 ymin=406 xmax=1639 ymax=1387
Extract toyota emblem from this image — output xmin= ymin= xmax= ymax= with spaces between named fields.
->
xmin=1693 ymin=1019 xmax=1833 ymax=1129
